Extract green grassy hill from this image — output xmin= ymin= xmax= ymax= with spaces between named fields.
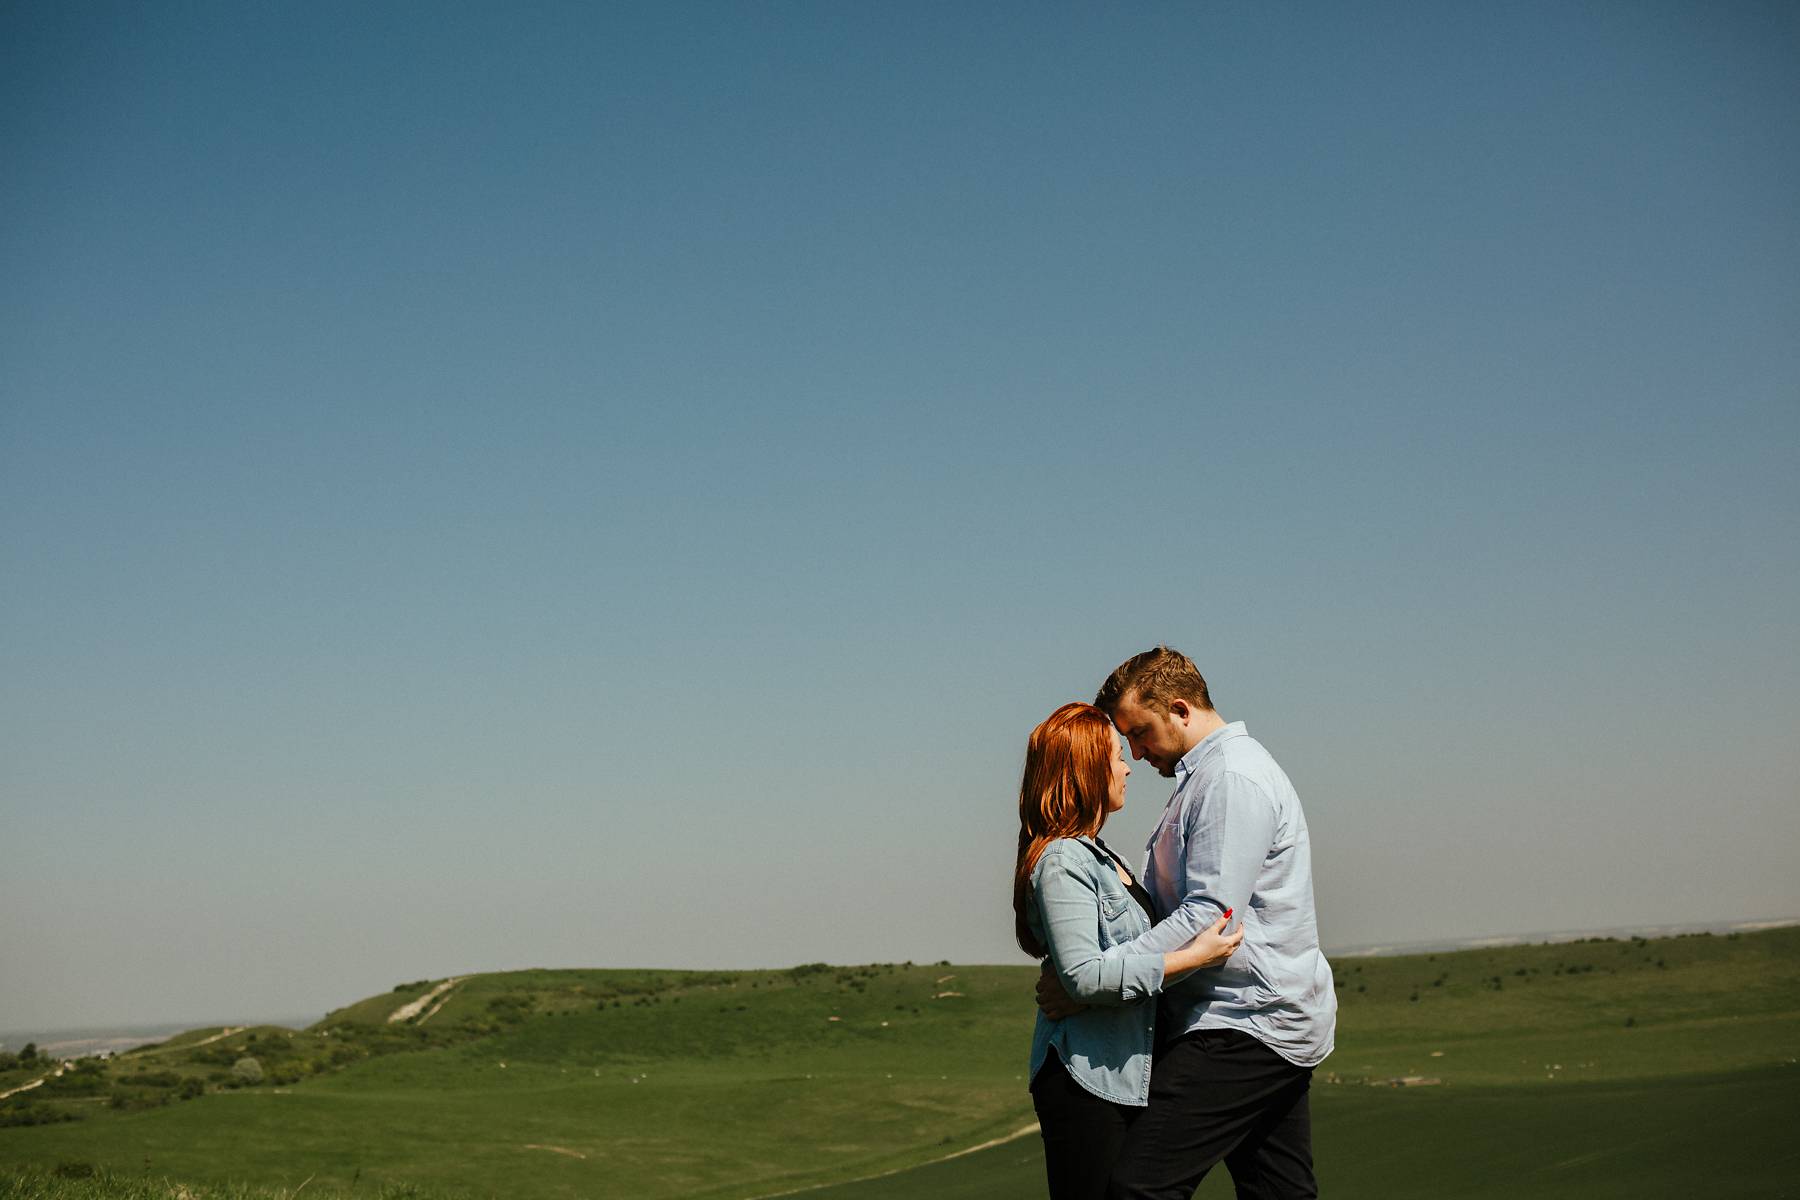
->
xmin=3 ymin=929 xmax=1796 ymax=1199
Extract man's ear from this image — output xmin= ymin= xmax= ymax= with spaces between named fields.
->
xmin=1167 ymin=698 xmax=1192 ymax=724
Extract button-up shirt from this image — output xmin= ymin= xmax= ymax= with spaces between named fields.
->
xmin=1122 ymin=722 xmax=1336 ymax=1067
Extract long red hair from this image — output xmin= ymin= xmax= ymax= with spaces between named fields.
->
xmin=1013 ymin=702 xmax=1116 ymax=957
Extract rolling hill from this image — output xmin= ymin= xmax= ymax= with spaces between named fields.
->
xmin=3 ymin=928 xmax=1796 ymax=1198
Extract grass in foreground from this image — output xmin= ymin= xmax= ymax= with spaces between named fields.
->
xmin=805 ymin=1065 xmax=1800 ymax=1200
xmin=0 ymin=1163 xmax=464 ymax=1200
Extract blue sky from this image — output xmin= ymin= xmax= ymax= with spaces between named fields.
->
xmin=3 ymin=2 xmax=1797 ymax=1029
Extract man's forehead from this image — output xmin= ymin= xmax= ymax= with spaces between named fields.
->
xmin=1111 ymin=692 xmax=1154 ymax=726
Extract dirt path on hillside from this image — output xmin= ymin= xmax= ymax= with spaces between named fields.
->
xmin=130 ymin=1025 xmax=245 ymax=1060
xmin=388 ymin=978 xmax=465 ymax=1024
xmin=742 ymin=1122 xmax=1039 ymax=1199
xmin=1 ymin=1023 xmax=250 ymax=1093
xmin=0 ymin=1063 xmax=69 ymax=1101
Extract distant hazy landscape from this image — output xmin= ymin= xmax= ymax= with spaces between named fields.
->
xmin=10 ymin=919 xmax=1789 ymax=1059
xmin=3 ymin=926 xmax=1797 ymax=1199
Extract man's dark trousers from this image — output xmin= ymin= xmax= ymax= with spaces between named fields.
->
xmin=1108 ymin=1029 xmax=1317 ymax=1200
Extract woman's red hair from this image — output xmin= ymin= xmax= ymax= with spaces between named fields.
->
xmin=1013 ymin=702 xmax=1116 ymax=957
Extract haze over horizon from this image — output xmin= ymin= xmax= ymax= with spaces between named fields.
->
xmin=5 ymin=2 xmax=1797 ymax=1031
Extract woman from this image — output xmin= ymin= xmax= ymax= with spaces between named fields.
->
xmin=1015 ymin=702 xmax=1242 ymax=1200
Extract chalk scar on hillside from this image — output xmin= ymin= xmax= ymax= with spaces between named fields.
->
xmin=0 ymin=1064 xmax=70 ymax=1101
xmin=124 ymin=1026 xmax=245 ymax=1061
xmin=741 ymin=1123 xmax=1039 ymax=1199
xmin=388 ymin=978 xmax=467 ymax=1024
xmin=522 ymin=1144 xmax=588 ymax=1160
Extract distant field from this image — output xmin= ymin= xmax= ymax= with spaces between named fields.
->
xmin=3 ymin=929 xmax=1796 ymax=1199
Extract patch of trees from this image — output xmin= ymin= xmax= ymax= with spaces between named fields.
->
xmin=0 ymin=1043 xmax=43 ymax=1072
xmin=37 ymin=1060 xmax=107 ymax=1098
xmin=0 ymin=1101 xmax=79 ymax=1127
xmin=132 ymin=1070 xmax=182 ymax=1087
xmin=485 ymin=994 xmax=535 ymax=1025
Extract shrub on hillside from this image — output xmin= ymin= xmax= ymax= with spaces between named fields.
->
xmin=40 ymin=1069 xmax=107 ymax=1098
xmin=232 ymin=1057 xmax=264 ymax=1085
xmin=108 ymin=1090 xmax=170 ymax=1112
xmin=193 ymin=1045 xmax=242 ymax=1068
xmin=484 ymin=995 xmax=534 ymax=1026
xmin=0 ymin=1101 xmax=79 ymax=1127
xmin=244 ymin=1034 xmax=294 ymax=1062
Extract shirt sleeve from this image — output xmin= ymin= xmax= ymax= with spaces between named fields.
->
xmin=1032 ymin=848 xmax=1167 ymax=1006
xmin=1096 ymin=771 xmax=1277 ymax=959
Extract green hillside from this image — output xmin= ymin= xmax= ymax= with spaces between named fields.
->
xmin=3 ymin=929 xmax=1796 ymax=1199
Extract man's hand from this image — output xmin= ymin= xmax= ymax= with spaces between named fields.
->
xmin=1036 ymin=961 xmax=1087 ymax=1020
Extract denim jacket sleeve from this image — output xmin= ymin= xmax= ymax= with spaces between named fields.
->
xmin=1032 ymin=843 xmax=1166 ymax=1006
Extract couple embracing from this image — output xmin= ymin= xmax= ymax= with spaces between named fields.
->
xmin=1014 ymin=647 xmax=1336 ymax=1199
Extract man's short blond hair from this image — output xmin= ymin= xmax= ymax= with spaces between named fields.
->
xmin=1094 ymin=646 xmax=1214 ymax=717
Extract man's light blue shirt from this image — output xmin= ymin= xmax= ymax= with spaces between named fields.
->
xmin=1115 ymin=722 xmax=1336 ymax=1068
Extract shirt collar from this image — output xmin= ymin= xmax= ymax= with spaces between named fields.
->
xmin=1172 ymin=720 xmax=1246 ymax=785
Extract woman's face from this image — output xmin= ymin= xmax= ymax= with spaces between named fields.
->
xmin=1105 ymin=734 xmax=1132 ymax=814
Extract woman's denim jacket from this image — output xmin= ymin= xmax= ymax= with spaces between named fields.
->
xmin=1027 ymin=836 xmax=1167 ymax=1106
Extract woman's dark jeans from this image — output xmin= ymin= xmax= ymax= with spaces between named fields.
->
xmin=1031 ymin=1054 xmax=1141 ymax=1200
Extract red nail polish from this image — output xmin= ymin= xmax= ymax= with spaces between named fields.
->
xmin=1223 ymin=908 xmax=1233 ymax=921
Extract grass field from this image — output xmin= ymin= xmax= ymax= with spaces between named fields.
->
xmin=806 ymin=1066 xmax=1799 ymax=1199
xmin=3 ymin=929 xmax=1796 ymax=1198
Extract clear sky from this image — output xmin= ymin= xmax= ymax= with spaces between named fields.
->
xmin=3 ymin=2 xmax=1797 ymax=1031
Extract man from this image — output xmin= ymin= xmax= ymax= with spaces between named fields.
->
xmin=1039 ymin=646 xmax=1335 ymax=1199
